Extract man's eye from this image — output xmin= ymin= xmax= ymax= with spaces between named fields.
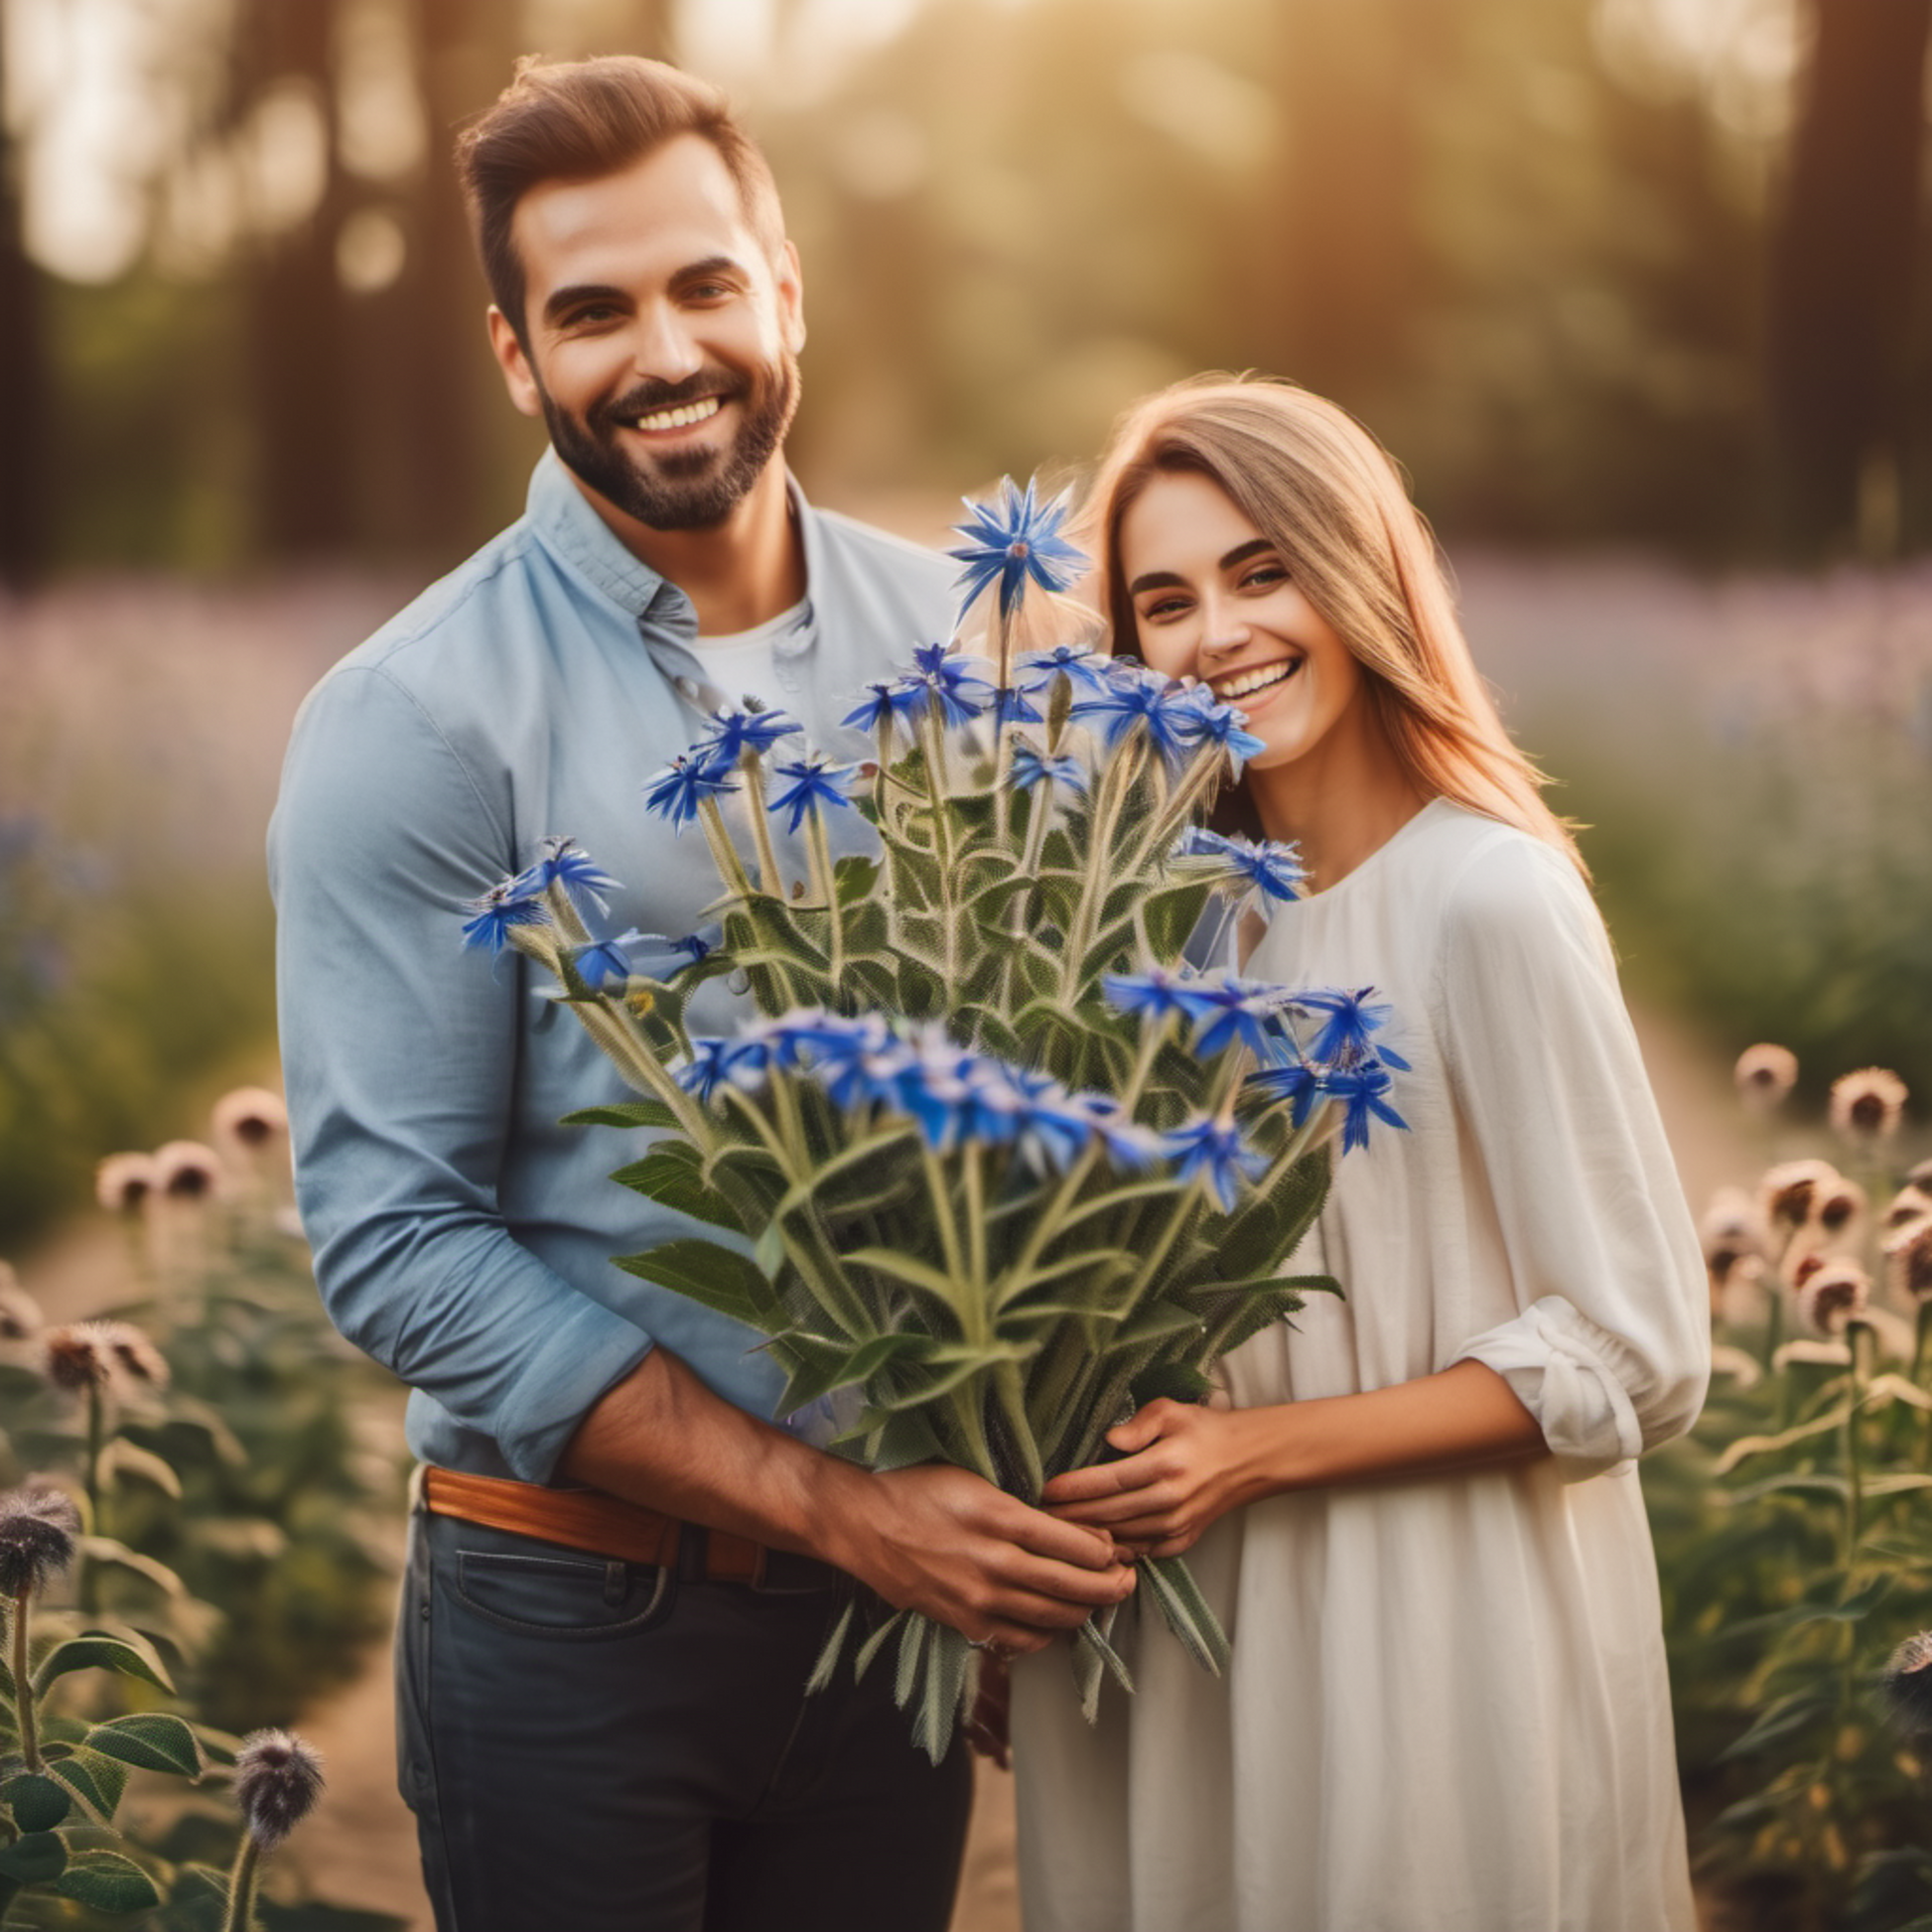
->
xmin=565 ymin=305 xmax=620 ymax=328
xmin=684 ymin=282 xmax=734 ymax=301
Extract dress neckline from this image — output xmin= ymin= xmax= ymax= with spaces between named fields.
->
xmin=1298 ymin=795 xmax=1457 ymax=903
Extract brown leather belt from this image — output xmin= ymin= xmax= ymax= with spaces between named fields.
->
xmin=422 ymin=1466 xmax=834 ymax=1590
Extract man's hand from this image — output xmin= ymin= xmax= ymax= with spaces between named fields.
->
xmin=824 ymin=1463 xmax=1135 ymax=1655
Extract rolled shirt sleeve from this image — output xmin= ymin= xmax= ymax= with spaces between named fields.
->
xmin=269 ymin=662 xmax=653 ymax=1484
xmin=1436 ymin=837 xmax=1710 ymax=1481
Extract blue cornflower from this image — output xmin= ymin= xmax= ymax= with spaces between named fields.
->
xmin=642 ymin=752 xmax=740 ymax=830
xmin=1245 ymin=1057 xmax=1324 ymax=1128
xmin=513 ymin=835 xmax=621 ymax=911
xmin=612 ymin=925 xmax=718 ymax=981
xmin=1324 ymin=1061 xmax=1410 ymax=1153
xmin=1070 ymin=674 xmax=1197 ymax=767
xmin=1102 ymin=965 xmax=1194 ymax=1023
xmin=1173 ymin=689 xmax=1268 ymax=775
xmin=909 ymin=642 xmax=998 ymax=726
xmin=1297 ymin=986 xmax=1410 ymax=1070
xmin=1220 ymin=833 xmax=1307 ymax=904
xmin=675 ymin=1036 xmax=770 ymax=1104
xmin=1078 ymin=1095 xmax=1165 ymax=1171
xmin=461 ymin=880 xmax=548 ymax=956
xmin=842 ymin=678 xmax=930 ymax=736
xmin=1165 ymin=1116 xmax=1267 ymax=1211
xmin=766 ymin=756 xmax=862 ymax=834
xmin=1016 ymin=644 xmax=1114 ymax=695
xmin=1009 ymin=741 xmax=1088 ymax=795
xmin=568 ymin=937 xmax=636 ymax=991
xmin=1174 ymin=977 xmax=1282 ymax=1059
xmin=992 ymin=684 xmax=1045 ymax=727
xmin=700 ymin=705 xmax=802 ymax=764
xmin=949 ymin=476 xmax=1087 ymax=619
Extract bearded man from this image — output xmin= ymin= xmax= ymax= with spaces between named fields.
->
xmin=268 ymin=55 xmax=1130 ymax=1932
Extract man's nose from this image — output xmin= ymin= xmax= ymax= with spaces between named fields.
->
xmin=629 ymin=304 xmax=705 ymax=385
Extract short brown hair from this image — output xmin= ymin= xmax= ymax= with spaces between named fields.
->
xmin=456 ymin=55 xmax=785 ymax=343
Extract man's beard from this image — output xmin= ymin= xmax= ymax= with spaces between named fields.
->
xmin=539 ymin=355 xmax=800 ymax=533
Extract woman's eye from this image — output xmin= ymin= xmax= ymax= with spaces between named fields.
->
xmin=1241 ymin=564 xmax=1288 ymax=591
xmin=1140 ymin=597 xmax=1190 ymax=623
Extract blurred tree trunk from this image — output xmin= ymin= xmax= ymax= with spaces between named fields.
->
xmin=0 ymin=26 xmax=50 ymax=589
xmin=1768 ymin=0 xmax=1931 ymax=552
xmin=237 ymin=0 xmax=358 ymax=559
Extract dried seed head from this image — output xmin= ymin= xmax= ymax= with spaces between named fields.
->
xmin=1884 ymin=1632 xmax=1932 ymax=1735
xmin=211 ymin=1086 xmax=288 ymax=1152
xmin=98 ymin=1320 xmax=169 ymax=1389
xmin=1795 ymin=1260 xmax=1869 ymax=1336
xmin=0 ymin=1482 xmax=80 ymax=1598
xmin=94 ymin=1152 xmax=157 ymax=1216
xmin=1886 ymin=1220 xmax=1932 ymax=1303
xmin=1815 ymin=1177 xmax=1867 ymax=1237
xmin=1760 ymin=1160 xmax=1841 ymax=1230
xmin=152 ymin=1141 xmax=223 ymax=1201
xmin=1910 ymin=1158 xmax=1932 ymax=1192
xmin=1883 ymin=1185 xmax=1932 ymax=1233
xmin=1786 ymin=1249 xmax=1828 ymax=1293
xmin=233 ymin=1729 xmax=325 ymax=1849
xmin=1829 ymin=1067 xmax=1908 ymax=1145
xmin=42 ymin=1322 xmax=112 ymax=1390
xmin=0 ymin=1262 xmax=41 ymax=1341
xmin=1734 ymin=1043 xmax=1798 ymax=1112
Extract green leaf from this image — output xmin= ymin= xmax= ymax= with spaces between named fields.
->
xmin=561 ymin=1100 xmax=680 ymax=1131
xmin=1210 ymin=1145 xmax=1331 ymax=1283
xmin=1074 ymin=1612 xmax=1136 ymax=1696
xmin=612 ymin=1240 xmax=779 ymax=1329
xmin=1138 ymin=1554 xmax=1230 ymax=1676
xmin=101 ymin=1437 xmax=183 ymax=1500
xmin=2 ymin=1773 xmax=70 ymax=1832
xmin=55 ymin=1850 xmax=160 ymax=1914
xmin=1142 ymin=881 xmax=1213 ymax=962
xmin=894 ymin=1607 xmax=932 ymax=1707
xmin=853 ymin=1610 xmax=905 ymax=1682
xmin=610 ymin=1141 xmax=748 ymax=1236
xmin=84 ymin=1713 xmax=203 ymax=1777
xmin=74 ymin=1536 xmax=186 ymax=1598
xmin=0 ymin=1829 xmax=68 ymax=1883
xmin=1716 ymin=1692 xmax=1835 ymax=1763
xmin=47 ymin=1747 xmax=128 ymax=1824
xmin=834 ymin=855 xmax=880 ymax=905
xmin=804 ymin=1597 xmax=857 ymax=1697
xmin=844 ymin=1247 xmax=969 ymax=1313
xmin=33 ymin=1631 xmax=177 ymax=1701
xmin=1714 ymin=1407 xmax=1855 ymax=1474
xmin=910 ymin=1620 xmax=970 ymax=1766
xmin=1131 ymin=1362 xmax=1215 ymax=1406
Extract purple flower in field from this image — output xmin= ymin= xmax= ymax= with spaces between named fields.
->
xmin=949 ymin=476 xmax=1086 ymax=619
xmin=643 ymin=752 xmax=741 ymax=830
xmin=462 ymin=879 xmax=549 ymax=956
xmin=513 ymin=835 xmax=621 ymax=911
xmin=767 ymin=756 xmax=862 ymax=833
xmin=1165 ymin=1116 xmax=1266 ymax=1211
xmin=1009 ymin=741 xmax=1087 ymax=795
xmin=1323 ymin=1061 xmax=1409 ymax=1154
xmin=699 ymin=705 xmax=801 ymax=764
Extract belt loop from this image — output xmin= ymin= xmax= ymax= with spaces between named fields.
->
xmin=603 ymin=1560 xmax=627 ymax=1606
xmin=677 ymin=1525 xmax=707 ymax=1583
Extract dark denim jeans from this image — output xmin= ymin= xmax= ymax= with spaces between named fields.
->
xmin=395 ymin=1506 xmax=973 ymax=1932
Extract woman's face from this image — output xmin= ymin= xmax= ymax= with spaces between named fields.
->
xmin=1117 ymin=469 xmax=1365 ymax=773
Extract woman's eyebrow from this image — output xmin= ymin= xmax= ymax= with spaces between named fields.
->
xmin=1127 ymin=570 xmax=1186 ymax=595
xmin=1218 ymin=539 xmax=1275 ymax=571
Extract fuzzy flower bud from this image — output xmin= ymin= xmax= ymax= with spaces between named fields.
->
xmin=1886 ymin=1221 xmax=1932 ymax=1304
xmin=1759 ymin=1159 xmax=1841 ymax=1232
xmin=1698 ymin=1188 xmax=1762 ymax=1285
xmin=100 ymin=1320 xmax=169 ymax=1389
xmin=1911 ymin=1158 xmax=1932 ymax=1193
xmin=1828 ymin=1067 xmax=1908 ymax=1145
xmin=1814 ymin=1176 xmax=1866 ymax=1238
xmin=152 ymin=1140 xmax=223 ymax=1202
xmin=0 ymin=1483 xmax=80 ymax=1598
xmin=0 ymin=1262 xmax=42 ymax=1340
xmin=42 ymin=1322 xmax=111 ymax=1390
xmin=1884 ymin=1185 xmax=1932 ymax=1234
xmin=1883 ymin=1632 xmax=1932 ymax=1735
xmin=1733 ymin=1043 xmax=1798 ymax=1113
xmin=233 ymin=1729 xmax=326 ymax=1849
xmin=211 ymin=1086 xmax=289 ymax=1153
xmin=94 ymin=1152 xmax=157 ymax=1215
xmin=1795 ymin=1259 xmax=1869 ymax=1337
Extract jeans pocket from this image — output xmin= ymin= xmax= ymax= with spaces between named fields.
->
xmin=454 ymin=1548 xmax=675 ymax=1640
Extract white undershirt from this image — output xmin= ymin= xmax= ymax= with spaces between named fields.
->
xmin=689 ymin=598 xmax=810 ymax=713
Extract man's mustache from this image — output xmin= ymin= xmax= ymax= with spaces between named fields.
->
xmin=595 ymin=369 xmax=749 ymax=431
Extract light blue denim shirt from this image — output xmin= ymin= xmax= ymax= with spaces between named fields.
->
xmin=269 ymin=451 xmax=956 ymax=1483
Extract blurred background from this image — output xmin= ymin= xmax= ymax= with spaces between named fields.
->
xmin=2 ymin=6 xmax=1929 ymax=1927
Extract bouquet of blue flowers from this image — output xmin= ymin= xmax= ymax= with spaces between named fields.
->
xmin=460 ymin=481 xmax=1407 ymax=1757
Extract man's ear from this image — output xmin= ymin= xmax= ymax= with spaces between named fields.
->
xmin=776 ymin=239 xmax=806 ymax=356
xmin=486 ymin=306 xmax=544 ymax=419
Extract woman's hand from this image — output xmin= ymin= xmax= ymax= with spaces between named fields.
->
xmin=1040 ymin=1400 xmax=1272 ymax=1557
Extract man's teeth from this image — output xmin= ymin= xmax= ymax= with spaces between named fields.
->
xmin=1212 ymin=660 xmax=1298 ymax=701
xmin=632 ymin=396 xmax=722 ymax=432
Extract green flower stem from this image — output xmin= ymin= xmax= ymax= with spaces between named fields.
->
xmin=921 ymin=1148 xmax=978 ymax=1342
xmin=963 ymin=1145 xmax=989 ymax=1306
xmin=1913 ymin=1299 xmax=1932 ymax=1388
xmin=11 ymin=1588 xmax=39 ymax=1770
xmin=1126 ymin=745 xmax=1224 ymax=876
xmin=697 ymin=795 xmax=806 ymax=1010
xmin=221 ymin=1836 xmax=261 ymax=1932
xmin=79 ymin=1382 xmax=105 ymax=1615
xmin=1843 ymin=1320 xmax=1872 ymax=1568
xmin=804 ymin=806 xmax=846 ymax=988
xmin=738 ymin=754 xmax=784 ymax=897
xmin=993 ymin=1143 xmax=1102 ymax=1314
xmin=1113 ymin=1188 xmax=1201 ymax=1322
xmin=945 ymin=1382 xmax=1002 ymax=1486
xmin=994 ymin=1357 xmax=1044 ymax=1500
xmin=919 ymin=710 xmax=962 ymax=984
xmin=1059 ymin=735 xmax=1142 ymax=994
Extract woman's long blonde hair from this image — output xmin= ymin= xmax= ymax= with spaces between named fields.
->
xmin=1085 ymin=374 xmax=1584 ymax=874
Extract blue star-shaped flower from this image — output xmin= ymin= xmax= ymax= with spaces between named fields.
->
xmin=909 ymin=642 xmax=998 ymax=726
xmin=1297 ymin=987 xmax=1410 ymax=1070
xmin=1016 ymin=644 xmax=1115 ymax=695
xmin=1165 ymin=1116 xmax=1267 ymax=1211
xmin=512 ymin=835 xmax=621 ymax=911
xmin=569 ymin=937 xmax=635 ymax=991
xmin=1174 ymin=976 xmax=1282 ymax=1058
xmin=992 ymin=684 xmax=1045 ymax=727
xmin=675 ymin=1036 xmax=770 ymax=1104
xmin=1102 ymin=966 xmax=1194 ymax=1023
xmin=1009 ymin=741 xmax=1088 ymax=795
xmin=1245 ymin=1057 xmax=1324 ymax=1128
xmin=766 ymin=756 xmax=862 ymax=834
xmin=642 ymin=753 xmax=741 ymax=830
xmin=842 ymin=678 xmax=930 ymax=736
xmin=1070 ymin=674 xmax=1197 ymax=767
xmin=461 ymin=879 xmax=548 ymax=956
xmin=1323 ymin=1061 xmax=1410 ymax=1153
xmin=948 ymin=476 xmax=1087 ymax=619
xmin=700 ymin=705 xmax=802 ymax=764
xmin=1173 ymin=687 xmax=1269 ymax=775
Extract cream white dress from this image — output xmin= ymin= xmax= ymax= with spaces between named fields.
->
xmin=1012 ymin=800 xmax=1710 ymax=1932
